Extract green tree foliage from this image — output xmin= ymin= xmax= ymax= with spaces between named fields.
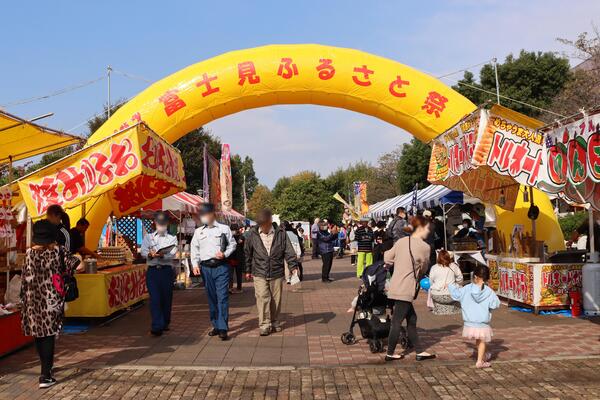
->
xmin=453 ymin=50 xmax=572 ymax=118
xmin=231 ymin=154 xmax=258 ymax=211
xmin=558 ymin=211 xmax=588 ymax=240
xmin=397 ymin=138 xmax=431 ymax=194
xmin=275 ymin=171 xmax=337 ymax=222
xmin=247 ymin=184 xmax=274 ymax=220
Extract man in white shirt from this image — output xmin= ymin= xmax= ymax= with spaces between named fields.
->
xmin=141 ymin=211 xmax=178 ymax=336
xmin=190 ymin=203 xmax=236 ymax=340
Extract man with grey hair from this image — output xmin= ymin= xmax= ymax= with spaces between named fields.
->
xmin=244 ymin=209 xmax=299 ymax=336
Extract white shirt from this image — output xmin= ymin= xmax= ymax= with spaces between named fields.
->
xmin=429 ymin=263 xmax=463 ymax=296
xmin=140 ymin=231 xmax=178 ymax=266
xmin=190 ymin=222 xmax=236 ymax=268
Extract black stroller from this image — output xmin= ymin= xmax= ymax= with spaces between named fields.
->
xmin=341 ymin=261 xmax=408 ymax=353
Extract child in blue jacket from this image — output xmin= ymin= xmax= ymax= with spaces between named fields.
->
xmin=449 ymin=264 xmax=500 ymax=368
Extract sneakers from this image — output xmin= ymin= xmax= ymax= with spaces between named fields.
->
xmin=39 ymin=376 xmax=57 ymax=389
xmin=259 ymin=328 xmax=271 ymax=336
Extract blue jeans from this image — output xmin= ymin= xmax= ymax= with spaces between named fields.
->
xmin=201 ymin=263 xmax=229 ymax=331
xmin=146 ymin=266 xmax=174 ymax=332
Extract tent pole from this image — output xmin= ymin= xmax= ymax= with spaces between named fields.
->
xmin=590 ymin=207 xmax=598 ymax=263
xmin=443 ymin=204 xmax=447 ymax=249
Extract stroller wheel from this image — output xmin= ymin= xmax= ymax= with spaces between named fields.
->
xmin=369 ymin=339 xmax=382 ymax=353
xmin=341 ymin=332 xmax=356 ymax=345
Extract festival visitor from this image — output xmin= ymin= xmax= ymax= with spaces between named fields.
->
xmin=336 ymin=224 xmax=347 ymax=258
xmin=228 ymin=223 xmax=245 ymax=293
xmin=284 ymin=221 xmax=303 ymax=284
xmin=449 ymin=264 xmax=500 ymax=368
xmin=311 ymin=217 xmax=320 ymax=259
xmin=45 ymin=204 xmax=70 ymax=252
xmin=384 ymin=215 xmax=436 ymax=362
xmin=296 ymin=227 xmax=305 ymax=281
xmin=244 ymin=209 xmax=299 ymax=336
xmin=388 ymin=207 xmax=409 ymax=243
xmin=429 ymin=250 xmax=463 ymax=315
xmin=355 ymin=218 xmax=374 ymax=278
xmin=140 ymin=211 xmax=178 ymax=337
xmin=348 ymin=223 xmax=358 ymax=266
xmin=317 ymin=221 xmax=338 ymax=282
xmin=190 ymin=203 xmax=236 ymax=341
xmin=20 ymin=220 xmax=81 ymax=389
xmin=68 ymin=218 xmax=98 ymax=258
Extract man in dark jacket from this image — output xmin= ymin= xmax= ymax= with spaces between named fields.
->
xmin=388 ymin=207 xmax=409 ymax=243
xmin=355 ymin=218 xmax=374 ymax=278
xmin=245 ymin=209 xmax=299 ymax=336
xmin=317 ymin=221 xmax=338 ymax=282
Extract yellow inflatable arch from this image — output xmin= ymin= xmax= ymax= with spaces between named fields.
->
xmin=84 ymin=44 xmax=564 ymax=251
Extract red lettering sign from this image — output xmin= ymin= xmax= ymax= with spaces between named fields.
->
xmin=487 ymin=131 xmax=542 ymax=186
xmin=388 ymin=75 xmax=410 ymax=98
xmin=158 ymin=89 xmax=186 ymax=117
xmin=277 ymin=58 xmax=299 ymax=79
xmin=238 ymin=61 xmax=260 ymax=85
xmin=108 ymin=268 xmax=148 ymax=309
xmin=316 ymin=59 xmax=335 ymax=80
xmin=421 ymin=91 xmax=448 ymax=118
xmin=196 ymin=73 xmax=220 ymax=97
xmin=112 ymin=175 xmax=176 ymax=214
xmin=352 ymin=65 xmax=374 ymax=86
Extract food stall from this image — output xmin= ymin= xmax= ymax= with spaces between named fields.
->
xmin=427 ymin=104 xmax=588 ymax=312
xmin=0 ymin=110 xmax=84 ymax=355
xmin=11 ymin=122 xmax=186 ymax=318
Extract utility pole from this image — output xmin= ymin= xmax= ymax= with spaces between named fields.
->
xmin=492 ymin=58 xmax=500 ymax=105
xmin=107 ymin=65 xmax=113 ymax=118
xmin=243 ymin=175 xmax=248 ymax=216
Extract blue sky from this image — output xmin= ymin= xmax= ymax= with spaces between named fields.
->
xmin=1 ymin=0 xmax=598 ymax=186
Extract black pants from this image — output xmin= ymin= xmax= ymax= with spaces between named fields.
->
xmin=350 ymin=254 xmax=357 ymax=264
xmin=312 ymin=239 xmax=319 ymax=258
xmin=387 ymin=300 xmax=420 ymax=355
xmin=34 ymin=335 xmax=55 ymax=378
xmin=321 ymin=252 xmax=334 ymax=280
xmin=337 ymin=244 xmax=344 ymax=258
xmin=297 ymin=262 xmax=304 ymax=281
xmin=229 ymin=262 xmax=243 ymax=290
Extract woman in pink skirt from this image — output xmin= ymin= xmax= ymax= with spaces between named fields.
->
xmin=449 ymin=265 xmax=500 ymax=368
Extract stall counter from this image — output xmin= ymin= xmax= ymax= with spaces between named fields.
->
xmin=0 ymin=311 xmax=33 ymax=357
xmin=65 ymin=264 xmax=148 ymax=318
xmin=486 ymin=254 xmax=583 ymax=313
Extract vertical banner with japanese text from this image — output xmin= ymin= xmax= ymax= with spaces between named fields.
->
xmin=220 ymin=144 xmax=233 ymax=212
xmin=207 ymin=152 xmax=221 ymax=211
xmin=353 ymin=181 xmax=369 ymax=216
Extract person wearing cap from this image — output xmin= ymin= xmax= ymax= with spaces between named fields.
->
xmin=21 ymin=220 xmax=82 ymax=389
xmin=140 ymin=211 xmax=178 ymax=336
xmin=190 ymin=203 xmax=236 ymax=340
xmin=388 ymin=207 xmax=409 ymax=243
xmin=244 ymin=209 xmax=299 ymax=336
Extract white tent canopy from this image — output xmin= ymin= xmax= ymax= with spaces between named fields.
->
xmin=367 ymin=184 xmax=480 ymax=219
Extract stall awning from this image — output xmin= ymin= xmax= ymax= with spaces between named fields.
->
xmin=367 ymin=185 xmax=480 ymax=218
xmin=0 ymin=110 xmax=83 ymax=164
xmin=144 ymin=192 xmax=204 ymax=215
xmin=16 ymin=123 xmax=186 ymax=218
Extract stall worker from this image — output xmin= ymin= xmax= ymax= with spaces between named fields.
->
xmin=69 ymin=218 xmax=98 ymax=258
xmin=140 ymin=211 xmax=178 ymax=337
xmin=190 ymin=203 xmax=236 ymax=341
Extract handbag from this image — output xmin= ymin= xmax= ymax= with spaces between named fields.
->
xmin=59 ymin=248 xmax=79 ymax=302
xmin=408 ymin=236 xmax=420 ymax=300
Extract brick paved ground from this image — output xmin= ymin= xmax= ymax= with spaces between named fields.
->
xmin=1 ymin=256 xmax=600 ymax=397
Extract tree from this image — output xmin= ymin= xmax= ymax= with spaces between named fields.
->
xmin=397 ymin=138 xmax=431 ymax=194
xmin=453 ymin=50 xmax=572 ymax=118
xmin=275 ymin=172 xmax=337 ymax=222
xmin=231 ymin=154 xmax=258 ymax=211
xmin=247 ymin=184 xmax=273 ymax=220
xmin=173 ymin=128 xmax=222 ymax=196
xmin=551 ymin=29 xmax=600 ymax=116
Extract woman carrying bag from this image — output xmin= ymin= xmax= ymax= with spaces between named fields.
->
xmin=429 ymin=250 xmax=463 ymax=315
xmin=20 ymin=220 xmax=82 ymax=389
xmin=383 ymin=216 xmax=436 ymax=362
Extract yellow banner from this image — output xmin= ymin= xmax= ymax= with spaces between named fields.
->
xmin=18 ymin=123 xmax=186 ymax=218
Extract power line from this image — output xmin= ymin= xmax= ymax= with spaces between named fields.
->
xmin=66 ymin=98 xmax=133 ymax=134
xmin=0 ymin=76 xmax=105 ymax=107
xmin=440 ymin=75 xmax=567 ymax=118
xmin=111 ymin=69 xmax=153 ymax=83
xmin=435 ymin=59 xmax=494 ymax=79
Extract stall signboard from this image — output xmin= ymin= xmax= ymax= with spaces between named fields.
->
xmin=18 ymin=123 xmax=186 ymax=218
xmin=538 ymin=109 xmax=600 ymax=211
xmin=539 ymin=263 xmax=583 ymax=306
xmin=65 ymin=264 xmax=149 ymax=318
xmin=353 ymin=181 xmax=369 ymax=216
xmin=497 ymin=261 xmax=534 ymax=304
xmin=220 ymin=144 xmax=233 ymax=212
xmin=486 ymin=255 xmax=584 ymax=309
xmin=0 ymin=187 xmax=13 ymax=239
xmin=428 ymin=108 xmax=519 ymax=210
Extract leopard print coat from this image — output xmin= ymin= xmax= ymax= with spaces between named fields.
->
xmin=20 ymin=246 xmax=80 ymax=337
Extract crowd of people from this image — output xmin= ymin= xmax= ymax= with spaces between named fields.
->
xmin=20 ymin=202 xmax=502 ymax=390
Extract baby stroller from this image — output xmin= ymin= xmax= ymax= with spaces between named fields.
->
xmin=341 ymin=261 xmax=408 ymax=353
